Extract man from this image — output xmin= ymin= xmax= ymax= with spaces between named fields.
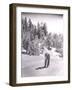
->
xmin=36 ymin=46 xmax=50 ymax=70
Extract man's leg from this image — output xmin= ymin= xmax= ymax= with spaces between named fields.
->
xmin=47 ymin=54 xmax=50 ymax=67
xmin=44 ymin=59 xmax=47 ymax=68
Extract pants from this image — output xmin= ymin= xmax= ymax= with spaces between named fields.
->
xmin=44 ymin=53 xmax=50 ymax=68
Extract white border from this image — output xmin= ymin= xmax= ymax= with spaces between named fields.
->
xmin=16 ymin=7 xmax=68 ymax=83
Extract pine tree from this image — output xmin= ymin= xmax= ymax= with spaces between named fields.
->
xmin=28 ymin=18 xmax=32 ymax=31
xmin=37 ymin=22 xmax=40 ymax=39
xmin=43 ymin=23 xmax=48 ymax=36
xmin=24 ymin=17 xmax=28 ymax=32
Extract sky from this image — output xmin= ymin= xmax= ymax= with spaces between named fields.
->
xmin=21 ymin=13 xmax=63 ymax=34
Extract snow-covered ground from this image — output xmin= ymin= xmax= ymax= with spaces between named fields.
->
xmin=21 ymin=48 xmax=64 ymax=77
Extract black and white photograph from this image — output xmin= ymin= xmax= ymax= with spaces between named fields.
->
xmin=21 ymin=13 xmax=64 ymax=77
xmin=10 ymin=3 xmax=70 ymax=86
